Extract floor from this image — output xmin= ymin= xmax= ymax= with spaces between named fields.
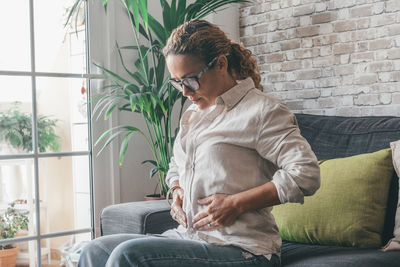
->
xmin=16 ymin=249 xmax=76 ymax=267
xmin=16 ymin=261 xmax=62 ymax=267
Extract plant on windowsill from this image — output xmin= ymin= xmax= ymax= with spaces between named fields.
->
xmin=0 ymin=201 xmax=29 ymax=266
xmin=0 ymin=102 xmax=61 ymax=153
xmin=67 ymin=0 xmax=248 ymax=198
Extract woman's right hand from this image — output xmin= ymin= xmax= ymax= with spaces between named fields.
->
xmin=170 ymin=186 xmax=188 ymax=228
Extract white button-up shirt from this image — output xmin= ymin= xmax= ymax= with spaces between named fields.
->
xmin=163 ymin=77 xmax=320 ymax=256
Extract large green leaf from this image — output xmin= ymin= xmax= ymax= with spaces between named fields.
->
xmin=119 ymin=131 xmax=135 ymax=165
xmin=128 ymin=10 xmax=150 ymax=40
xmin=104 ymin=98 xmax=121 ymax=119
xmin=147 ymin=14 xmax=168 ymax=46
xmin=127 ymin=0 xmax=140 ymax=31
xmin=150 ymin=167 xmax=159 ymax=178
xmin=155 ymin=54 xmax=166 ymax=88
xmin=123 ymin=83 xmax=140 ymax=94
xmin=176 ymin=0 xmax=187 ymax=25
xmin=138 ymin=0 xmax=148 ymax=30
xmin=192 ymin=0 xmax=249 ymax=20
xmin=92 ymin=95 xmax=111 ymax=120
xmin=142 ymin=159 xmax=158 ymax=167
xmin=116 ymin=43 xmax=137 ymax=80
xmin=170 ymin=0 xmax=177 ymax=30
xmin=95 ymin=129 xmax=121 ymax=154
xmin=93 ymin=62 xmax=130 ymax=86
xmin=160 ymin=0 xmax=171 ymax=32
xmin=64 ymin=0 xmax=83 ymax=27
xmin=134 ymin=59 xmax=149 ymax=85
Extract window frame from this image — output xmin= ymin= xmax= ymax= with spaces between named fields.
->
xmin=0 ymin=0 xmax=109 ymax=265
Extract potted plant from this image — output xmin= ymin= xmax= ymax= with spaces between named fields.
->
xmin=0 ymin=102 xmax=61 ymax=153
xmin=0 ymin=201 xmax=29 ymax=267
xmin=0 ymin=102 xmax=61 ymax=202
xmin=67 ymin=0 xmax=248 ymax=197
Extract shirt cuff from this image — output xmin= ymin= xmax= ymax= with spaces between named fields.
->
xmin=166 ymin=175 xmax=179 ymax=188
xmin=271 ymin=170 xmax=305 ymax=204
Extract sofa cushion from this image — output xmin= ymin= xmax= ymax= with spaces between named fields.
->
xmin=101 ymin=200 xmax=178 ymax=236
xmin=294 ymin=115 xmax=400 ymax=160
xmin=281 ymin=241 xmax=400 ymax=267
xmin=295 ymin=114 xmax=400 ymax=244
xmin=272 ymin=148 xmax=394 ymax=248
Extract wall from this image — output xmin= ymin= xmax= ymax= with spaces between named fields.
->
xmin=239 ymin=0 xmax=400 ymax=116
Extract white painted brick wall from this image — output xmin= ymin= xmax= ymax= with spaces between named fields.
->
xmin=240 ymin=0 xmax=400 ymax=116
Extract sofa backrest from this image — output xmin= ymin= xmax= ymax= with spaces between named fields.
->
xmin=295 ymin=114 xmax=400 ymax=245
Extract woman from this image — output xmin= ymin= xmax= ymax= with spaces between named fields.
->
xmin=78 ymin=19 xmax=320 ymax=267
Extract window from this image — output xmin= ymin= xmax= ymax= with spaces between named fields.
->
xmin=0 ymin=0 xmax=100 ymax=265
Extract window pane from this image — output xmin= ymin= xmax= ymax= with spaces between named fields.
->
xmin=15 ymin=240 xmax=36 ymax=266
xmin=34 ymin=0 xmax=86 ymax=73
xmin=42 ymin=232 xmax=91 ymax=266
xmin=0 ymin=1 xmax=31 ymax=71
xmin=0 ymin=159 xmax=36 ymax=241
xmin=36 ymin=77 xmax=88 ymax=153
xmin=15 ymin=239 xmax=49 ymax=267
xmin=39 ymin=156 xmax=91 ymax=234
xmin=0 ymin=76 xmax=32 ymax=154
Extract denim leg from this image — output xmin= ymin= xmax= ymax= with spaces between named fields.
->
xmin=78 ymin=234 xmax=149 ymax=267
xmin=106 ymin=236 xmax=280 ymax=267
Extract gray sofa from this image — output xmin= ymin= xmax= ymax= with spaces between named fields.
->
xmin=100 ymin=114 xmax=400 ymax=266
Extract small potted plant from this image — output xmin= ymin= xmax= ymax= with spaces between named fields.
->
xmin=0 ymin=201 xmax=29 ymax=267
xmin=0 ymin=102 xmax=60 ymax=153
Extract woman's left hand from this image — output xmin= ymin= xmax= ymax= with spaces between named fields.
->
xmin=192 ymin=194 xmax=241 ymax=231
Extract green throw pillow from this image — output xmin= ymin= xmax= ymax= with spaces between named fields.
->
xmin=272 ymin=148 xmax=394 ymax=248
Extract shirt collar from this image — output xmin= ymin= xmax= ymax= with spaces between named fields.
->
xmin=216 ymin=77 xmax=255 ymax=111
xmin=185 ymin=77 xmax=256 ymax=114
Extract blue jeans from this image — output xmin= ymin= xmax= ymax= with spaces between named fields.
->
xmin=78 ymin=234 xmax=280 ymax=267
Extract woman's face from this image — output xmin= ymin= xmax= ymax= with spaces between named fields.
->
xmin=166 ymin=54 xmax=229 ymax=110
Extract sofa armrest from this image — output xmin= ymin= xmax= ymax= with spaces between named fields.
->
xmin=100 ymin=200 xmax=179 ymax=236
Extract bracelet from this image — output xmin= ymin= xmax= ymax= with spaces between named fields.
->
xmin=166 ymin=185 xmax=181 ymax=206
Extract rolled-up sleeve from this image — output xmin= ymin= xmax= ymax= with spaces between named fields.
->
xmin=165 ymin=156 xmax=180 ymax=188
xmin=255 ymin=102 xmax=320 ymax=204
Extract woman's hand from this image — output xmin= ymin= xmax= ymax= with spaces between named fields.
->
xmin=170 ymin=186 xmax=188 ymax=228
xmin=192 ymin=194 xmax=241 ymax=231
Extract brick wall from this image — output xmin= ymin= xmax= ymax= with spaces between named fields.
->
xmin=239 ymin=0 xmax=400 ymax=116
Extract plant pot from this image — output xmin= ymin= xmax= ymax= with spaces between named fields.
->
xmin=0 ymin=247 xmax=19 ymax=267
xmin=144 ymin=194 xmax=166 ymax=201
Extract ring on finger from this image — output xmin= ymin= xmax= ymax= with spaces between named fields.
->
xmin=208 ymin=222 xmax=212 ymax=228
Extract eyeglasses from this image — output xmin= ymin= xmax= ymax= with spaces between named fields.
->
xmin=168 ymin=56 xmax=219 ymax=92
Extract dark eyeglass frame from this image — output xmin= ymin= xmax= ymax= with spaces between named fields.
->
xmin=168 ymin=56 xmax=219 ymax=92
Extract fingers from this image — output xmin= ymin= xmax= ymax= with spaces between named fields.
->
xmin=193 ymin=216 xmax=219 ymax=231
xmin=193 ymin=194 xmax=238 ymax=231
xmin=192 ymin=208 xmax=217 ymax=231
xmin=170 ymin=209 xmax=187 ymax=228
xmin=192 ymin=209 xmax=208 ymax=225
xmin=193 ymin=195 xmax=214 ymax=230
xmin=197 ymin=195 xmax=213 ymax=205
xmin=170 ymin=202 xmax=188 ymax=228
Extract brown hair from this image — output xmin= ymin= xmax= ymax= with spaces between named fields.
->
xmin=163 ymin=19 xmax=262 ymax=91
